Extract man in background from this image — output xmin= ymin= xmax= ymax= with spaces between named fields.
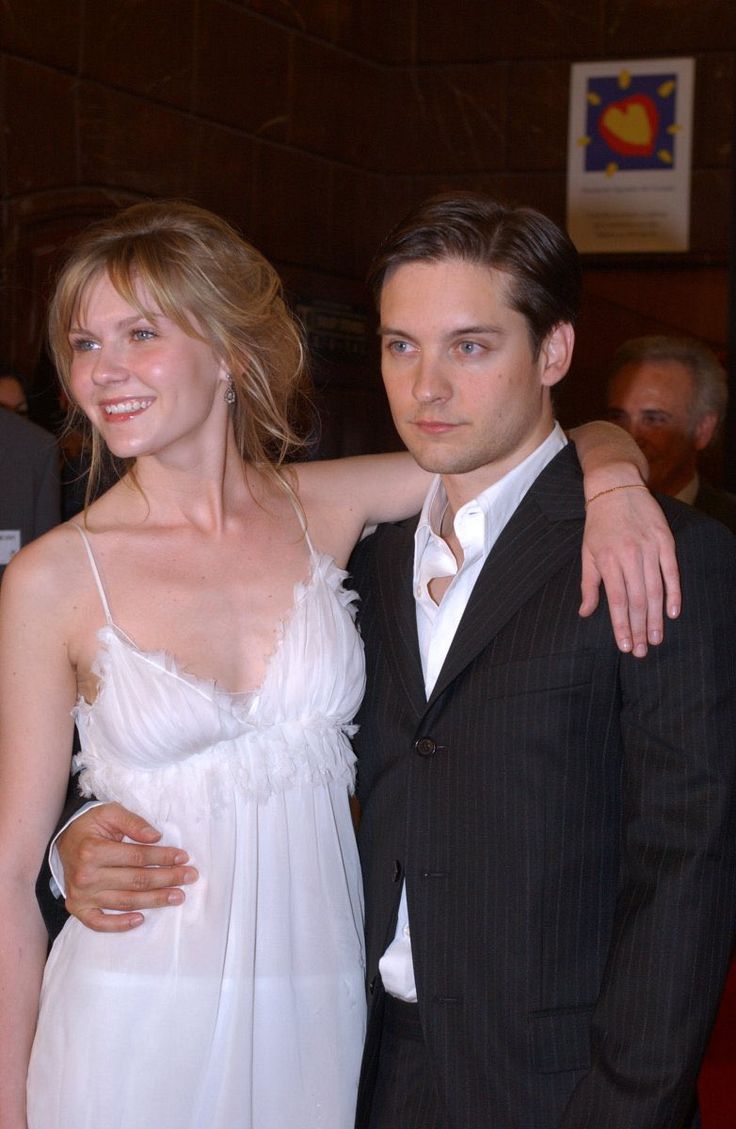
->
xmin=0 ymin=368 xmax=30 ymax=416
xmin=606 ymin=335 xmax=736 ymax=532
xmin=0 ymin=397 xmax=60 ymax=578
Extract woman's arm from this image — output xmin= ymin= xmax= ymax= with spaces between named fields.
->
xmin=294 ymin=452 xmax=431 ymax=559
xmin=299 ymin=429 xmax=679 ymax=656
xmin=0 ymin=544 xmax=77 ymax=1128
xmin=571 ymin=421 xmax=681 ymax=657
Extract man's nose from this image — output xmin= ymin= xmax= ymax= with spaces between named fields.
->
xmin=412 ymin=356 xmax=451 ymax=403
xmin=629 ymin=419 xmax=649 ymax=444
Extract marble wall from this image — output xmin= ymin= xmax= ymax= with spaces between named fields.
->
xmin=1 ymin=0 xmax=733 ymax=449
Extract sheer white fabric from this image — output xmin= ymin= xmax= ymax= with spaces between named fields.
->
xmin=27 ymin=540 xmax=367 ymax=1129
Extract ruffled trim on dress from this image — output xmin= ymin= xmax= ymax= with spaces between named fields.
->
xmin=73 ymin=714 xmax=358 ymax=822
xmin=71 ymin=551 xmax=365 ymax=821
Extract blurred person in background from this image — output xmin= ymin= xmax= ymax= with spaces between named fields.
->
xmin=0 ymin=369 xmax=60 ymax=578
xmin=606 ymin=335 xmax=736 ymax=532
xmin=0 ymin=368 xmax=30 ymax=416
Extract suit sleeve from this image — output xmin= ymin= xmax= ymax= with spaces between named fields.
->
xmin=562 ymin=514 xmax=736 ymax=1128
xmin=35 ymin=769 xmax=91 ymax=941
xmin=33 ymin=437 xmax=61 ymax=539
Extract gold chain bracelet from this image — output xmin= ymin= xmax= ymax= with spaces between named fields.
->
xmin=584 ymin=483 xmax=649 ymax=509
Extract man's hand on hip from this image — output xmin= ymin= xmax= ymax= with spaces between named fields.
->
xmin=58 ymin=802 xmax=199 ymax=933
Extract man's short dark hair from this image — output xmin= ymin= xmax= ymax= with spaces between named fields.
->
xmin=367 ymin=192 xmax=582 ymax=358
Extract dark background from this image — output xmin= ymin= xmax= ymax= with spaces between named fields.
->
xmin=1 ymin=0 xmax=733 ymax=479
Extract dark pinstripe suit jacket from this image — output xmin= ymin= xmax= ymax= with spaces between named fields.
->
xmin=350 ymin=443 xmax=736 ymax=1129
xmin=693 ymin=480 xmax=736 ymax=534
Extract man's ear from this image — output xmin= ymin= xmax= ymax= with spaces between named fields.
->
xmin=539 ymin=322 xmax=575 ymax=388
xmin=693 ymin=411 xmax=718 ymax=451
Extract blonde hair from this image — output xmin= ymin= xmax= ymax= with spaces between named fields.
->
xmin=48 ymin=200 xmax=311 ymax=504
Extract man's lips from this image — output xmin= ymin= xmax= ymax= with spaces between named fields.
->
xmin=411 ymin=419 xmax=460 ymax=435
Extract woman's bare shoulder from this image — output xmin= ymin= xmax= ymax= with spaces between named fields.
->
xmin=1 ymin=521 xmax=87 ymax=607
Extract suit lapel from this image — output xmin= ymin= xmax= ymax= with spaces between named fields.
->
xmin=427 ymin=445 xmax=585 ymax=708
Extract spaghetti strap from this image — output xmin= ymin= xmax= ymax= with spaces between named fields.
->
xmin=288 ymin=491 xmax=318 ymax=559
xmin=303 ymin=525 xmax=317 ymax=559
xmin=71 ymin=524 xmax=114 ymax=625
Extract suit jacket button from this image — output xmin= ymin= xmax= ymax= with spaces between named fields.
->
xmin=369 ymin=976 xmax=377 ymax=995
xmin=414 ymin=737 xmax=436 ymax=757
xmin=392 ymin=860 xmax=402 ymax=882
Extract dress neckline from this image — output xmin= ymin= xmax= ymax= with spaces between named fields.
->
xmin=94 ymin=552 xmax=323 ymax=705
xmin=71 ymin=521 xmax=326 ymax=706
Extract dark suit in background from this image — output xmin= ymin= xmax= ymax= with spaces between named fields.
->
xmin=694 ymin=479 xmax=736 ymax=534
xmin=0 ymin=409 xmax=60 ymax=578
xmin=351 ymin=445 xmax=736 ymax=1129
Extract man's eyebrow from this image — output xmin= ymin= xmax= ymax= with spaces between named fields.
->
xmin=448 ymin=324 xmax=503 ymax=337
xmin=377 ymin=323 xmax=504 ymax=337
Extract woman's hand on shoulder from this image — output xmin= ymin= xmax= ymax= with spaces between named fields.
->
xmin=572 ymin=420 xmax=680 ymax=657
xmin=578 ymin=473 xmax=680 ymax=658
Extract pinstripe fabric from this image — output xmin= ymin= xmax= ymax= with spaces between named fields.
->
xmin=366 ymin=994 xmax=449 ymax=1129
xmin=352 ymin=444 xmax=736 ymax=1129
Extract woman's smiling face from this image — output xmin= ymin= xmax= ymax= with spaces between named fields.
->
xmin=68 ymin=271 xmax=229 ymax=463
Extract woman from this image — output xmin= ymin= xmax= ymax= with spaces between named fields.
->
xmin=0 ymin=201 xmax=676 ymax=1129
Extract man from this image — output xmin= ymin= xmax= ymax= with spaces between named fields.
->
xmin=44 ymin=196 xmax=736 ymax=1128
xmin=606 ymin=335 xmax=736 ymax=532
xmin=0 ymin=405 xmax=60 ymax=579
xmin=346 ymin=196 xmax=736 ymax=1127
xmin=0 ymin=368 xmax=30 ymax=415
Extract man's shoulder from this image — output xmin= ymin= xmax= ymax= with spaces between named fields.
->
xmin=348 ymin=516 xmax=418 ymax=588
xmin=658 ymin=493 xmax=736 ymax=574
xmin=693 ymin=481 xmax=736 ymax=535
xmin=0 ymin=410 xmax=57 ymax=457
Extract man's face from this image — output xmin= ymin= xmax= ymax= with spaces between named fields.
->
xmin=0 ymin=375 xmax=28 ymax=414
xmin=606 ymin=359 xmax=715 ymax=495
xmin=378 ymin=258 xmax=571 ymax=505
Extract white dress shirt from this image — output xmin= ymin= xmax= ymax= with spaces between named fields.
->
xmin=378 ymin=423 xmax=568 ymax=1002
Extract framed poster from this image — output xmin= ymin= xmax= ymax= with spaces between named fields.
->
xmin=567 ymin=57 xmax=694 ymax=253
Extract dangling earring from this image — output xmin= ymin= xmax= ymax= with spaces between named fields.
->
xmin=224 ymin=375 xmax=236 ymax=405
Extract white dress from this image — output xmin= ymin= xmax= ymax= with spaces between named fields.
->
xmin=27 ymin=525 xmax=367 ymax=1129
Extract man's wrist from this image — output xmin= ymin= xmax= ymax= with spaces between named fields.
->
xmin=48 ymin=800 xmax=106 ymax=898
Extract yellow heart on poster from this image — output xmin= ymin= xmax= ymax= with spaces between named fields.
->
xmin=599 ymin=94 xmax=658 ymax=156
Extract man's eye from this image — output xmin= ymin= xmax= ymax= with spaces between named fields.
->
xmin=387 ymin=340 xmax=410 ymax=354
xmin=458 ymin=341 xmax=481 ymax=355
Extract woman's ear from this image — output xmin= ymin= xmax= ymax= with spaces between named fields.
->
xmin=539 ymin=322 xmax=575 ymax=388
